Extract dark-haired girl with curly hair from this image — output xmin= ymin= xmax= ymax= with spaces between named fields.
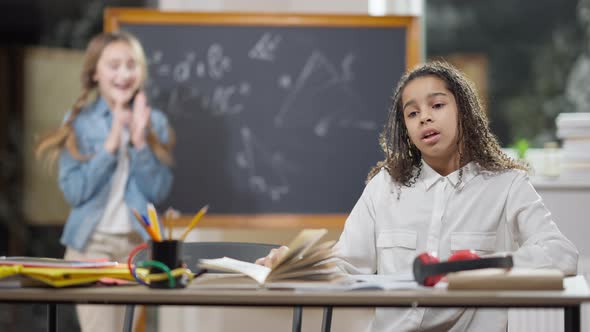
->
xmin=258 ymin=61 xmax=577 ymax=331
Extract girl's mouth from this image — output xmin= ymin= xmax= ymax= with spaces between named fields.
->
xmin=421 ymin=131 xmax=441 ymax=144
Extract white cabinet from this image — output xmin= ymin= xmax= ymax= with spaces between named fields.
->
xmin=509 ymin=178 xmax=590 ymax=332
xmin=532 ymin=178 xmax=590 ymax=262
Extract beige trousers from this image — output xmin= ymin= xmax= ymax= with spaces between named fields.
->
xmin=64 ymin=232 xmax=143 ymax=332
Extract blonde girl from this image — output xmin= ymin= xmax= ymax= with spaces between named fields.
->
xmin=36 ymin=31 xmax=174 ymax=332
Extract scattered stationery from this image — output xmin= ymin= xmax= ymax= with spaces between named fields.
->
xmin=146 ymin=203 xmax=163 ymax=241
xmin=0 ymin=258 xmax=133 ymax=288
xmin=164 ymin=207 xmax=180 ymax=240
xmin=198 ymin=229 xmax=341 ymax=285
xmin=179 ymin=204 xmax=209 ymax=241
xmin=131 ymin=208 xmax=160 ymax=241
xmin=127 ymin=204 xmax=208 ymax=288
xmin=132 ymin=204 xmax=209 ymax=243
xmin=0 ymin=256 xmax=119 ymax=268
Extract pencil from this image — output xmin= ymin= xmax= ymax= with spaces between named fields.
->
xmin=147 ymin=203 xmax=162 ymax=241
xmin=166 ymin=219 xmax=173 ymax=240
xmin=131 ymin=208 xmax=161 ymax=242
xmin=179 ymin=204 xmax=209 ymax=241
xmin=164 ymin=208 xmax=179 ymax=241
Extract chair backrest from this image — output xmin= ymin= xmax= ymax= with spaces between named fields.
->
xmin=137 ymin=242 xmax=279 ymax=273
xmin=181 ymin=242 xmax=279 ymax=273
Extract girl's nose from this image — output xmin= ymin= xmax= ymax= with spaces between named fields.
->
xmin=119 ymin=67 xmax=134 ymax=79
xmin=420 ymin=109 xmax=433 ymax=124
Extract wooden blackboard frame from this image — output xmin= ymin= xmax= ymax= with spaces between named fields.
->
xmin=104 ymin=8 xmax=421 ymax=229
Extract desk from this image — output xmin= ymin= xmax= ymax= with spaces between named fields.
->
xmin=0 ymin=276 xmax=588 ymax=332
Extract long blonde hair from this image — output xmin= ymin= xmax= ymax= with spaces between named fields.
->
xmin=35 ymin=31 xmax=174 ymax=166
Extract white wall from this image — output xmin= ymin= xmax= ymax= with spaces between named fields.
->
xmin=158 ymin=0 xmax=423 ymax=15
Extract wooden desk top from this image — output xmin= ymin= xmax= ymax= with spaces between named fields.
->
xmin=0 ymin=276 xmax=588 ymax=308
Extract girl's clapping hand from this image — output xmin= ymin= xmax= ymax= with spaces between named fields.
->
xmin=131 ymin=91 xmax=151 ymax=149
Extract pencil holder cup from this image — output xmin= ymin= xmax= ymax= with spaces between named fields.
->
xmin=149 ymin=240 xmax=187 ymax=289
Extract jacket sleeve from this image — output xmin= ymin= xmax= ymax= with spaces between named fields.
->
xmin=59 ymin=144 xmax=117 ymax=207
xmin=333 ymin=172 xmax=380 ymax=275
xmin=507 ymin=172 xmax=579 ymax=275
xmin=128 ymin=110 xmax=174 ymax=204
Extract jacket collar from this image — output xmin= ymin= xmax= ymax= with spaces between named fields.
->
xmin=93 ymin=96 xmax=111 ymax=118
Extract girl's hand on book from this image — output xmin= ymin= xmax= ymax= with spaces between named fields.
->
xmin=255 ymin=246 xmax=289 ymax=268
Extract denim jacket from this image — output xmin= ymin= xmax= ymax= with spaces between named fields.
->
xmin=59 ymin=97 xmax=174 ymax=250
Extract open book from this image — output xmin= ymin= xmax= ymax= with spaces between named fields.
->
xmin=198 ymin=229 xmax=342 ymax=285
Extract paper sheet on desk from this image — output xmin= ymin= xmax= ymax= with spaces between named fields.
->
xmin=338 ymin=272 xmax=423 ymax=291
xmin=191 ymin=272 xmax=426 ymax=291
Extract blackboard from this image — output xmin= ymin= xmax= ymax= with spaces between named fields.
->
xmin=105 ymin=9 xmax=421 ymax=225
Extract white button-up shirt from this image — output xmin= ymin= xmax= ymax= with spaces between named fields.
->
xmin=335 ymin=161 xmax=578 ymax=332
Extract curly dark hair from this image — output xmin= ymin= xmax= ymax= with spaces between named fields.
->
xmin=367 ymin=61 xmax=528 ymax=186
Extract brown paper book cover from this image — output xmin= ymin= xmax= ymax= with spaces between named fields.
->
xmin=447 ymin=268 xmax=564 ymax=290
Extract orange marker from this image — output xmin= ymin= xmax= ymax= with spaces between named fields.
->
xmin=147 ymin=203 xmax=162 ymax=241
xmin=131 ymin=209 xmax=161 ymax=242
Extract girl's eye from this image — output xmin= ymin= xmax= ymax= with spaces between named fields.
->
xmin=433 ymin=103 xmax=445 ymax=109
xmin=407 ymin=111 xmax=417 ymax=118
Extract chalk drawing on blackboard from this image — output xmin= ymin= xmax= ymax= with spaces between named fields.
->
xmin=278 ymin=75 xmax=292 ymax=89
xmin=210 ymin=85 xmax=245 ymax=116
xmin=249 ymin=33 xmax=282 ymax=61
xmin=274 ymin=51 xmax=373 ymax=137
xmin=149 ymin=50 xmax=163 ymax=65
xmin=274 ymin=51 xmax=340 ymax=127
xmin=147 ymin=84 xmax=160 ymax=99
xmin=235 ymin=127 xmax=292 ymax=201
xmin=166 ymin=85 xmax=201 ymax=116
xmin=341 ymin=54 xmax=355 ymax=81
xmin=201 ymin=95 xmax=209 ymax=109
xmin=173 ymin=56 xmax=194 ymax=83
xmin=207 ymin=44 xmax=231 ymax=80
xmin=236 ymin=82 xmax=251 ymax=97
xmin=163 ymin=82 xmax=248 ymax=118
xmin=196 ymin=62 xmax=206 ymax=77
xmin=157 ymin=64 xmax=171 ymax=76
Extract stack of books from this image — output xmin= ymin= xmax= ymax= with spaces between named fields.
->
xmin=556 ymin=112 xmax=590 ymax=181
xmin=0 ymin=256 xmax=134 ymax=287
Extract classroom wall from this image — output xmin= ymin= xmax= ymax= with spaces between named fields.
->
xmin=159 ymin=0 xmax=423 ymax=15
xmin=22 ymin=47 xmax=84 ymax=225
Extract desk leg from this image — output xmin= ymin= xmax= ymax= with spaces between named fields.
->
xmin=123 ymin=305 xmax=135 ymax=332
xmin=47 ymin=304 xmax=56 ymax=332
xmin=321 ymin=306 xmax=333 ymax=332
xmin=292 ymin=306 xmax=302 ymax=332
xmin=564 ymin=305 xmax=581 ymax=332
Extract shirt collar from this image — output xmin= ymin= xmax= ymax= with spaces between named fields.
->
xmin=420 ymin=160 xmax=479 ymax=191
